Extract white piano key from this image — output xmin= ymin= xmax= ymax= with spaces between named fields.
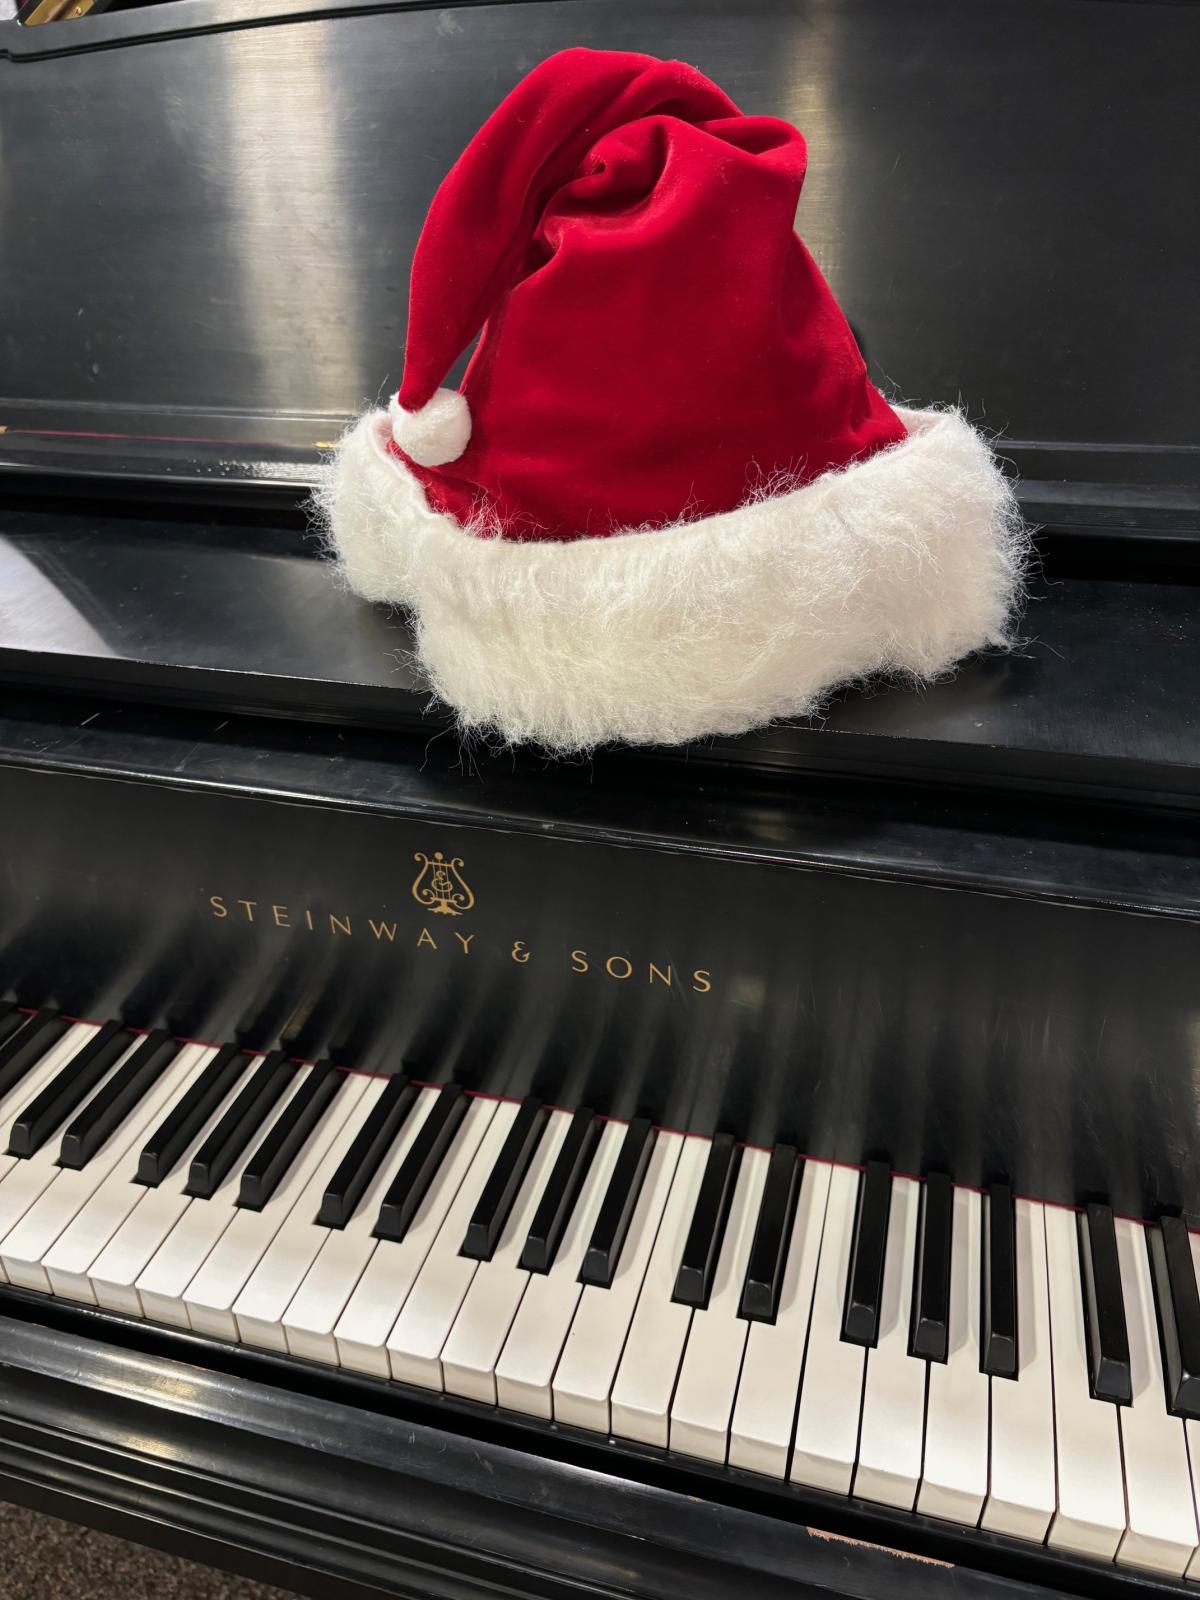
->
xmin=0 ymin=1041 xmax=209 ymax=1293
xmin=282 ymin=1084 xmax=440 ymax=1364
xmin=729 ymin=1158 xmax=832 ymax=1478
xmin=84 ymin=1051 xmax=260 ymax=1314
xmin=136 ymin=1062 xmax=331 ymax=1329
xmin=917 ymin=1184 xmax=988 ymax=1524
xmin=494 ymin=1118 xmax=625 ymax=1418
xmin=440 ymin=1108 xmax=573 ymax=1402
xmin=41 ymin=1044 xmax=220 ymax=1303
xmin=982 ymin=1199 xmax=1056 ymax=1542
xmin=1113 ymin=1217 xmax=1198 ymax=1577
xmin=0 ymin=1024 xmax=104 ymax=1286
xmin=853 ymin=1174 xmax=925 ymax=1509
xmin=0 ymin=1027 xmax=141 ymax=1262
xmin=609 ymin=1134 xmax=710 ymax=1447
xmin=551 ymin=1129 xmax=682 ymax=1433
xmin=668 ymin=1146 xmax=768 ymax=1462
xmin=232 ymin=1075 xmax=388 ymax=1350
xmin=790 ymin=1163 xmax=866 ymax=1494
xmin=1044 ymin=1201 xmax=1126 ymax=1561
xmin=333 ymin=1095 xmax=497 ymax=1377
xmin=183 ymin=1072 xmax=371 ymax=1340
xmin=386 ymin=1098 xmax=519 ymax=1389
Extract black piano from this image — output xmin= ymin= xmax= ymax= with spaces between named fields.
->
xmin=1 ymin=1 xmax=1198 ymax=1595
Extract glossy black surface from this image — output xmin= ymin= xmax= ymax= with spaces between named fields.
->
xmin=375 ymin=1083 xmax=467 ymax=1243
xmin=7 ymin=1019 xmax=126 ymax=1158
xmin=1149 ymin=1218 xmax=1200 ymax=1422
xmin=4 ymin=687 xmax=1200 ymax=1216
xmin=59 ymin=1028 xmax=176 ymax=1170
xmin=673 ymin=1134 xmax=739 ymax=1310
xmin=462 ymin=1097 xmax=547 ymax=1262
xmin=238 ymin=1058 xmax=342 ymax=1212
xmin=981 ymin=1184 xmax=1018 ymax=1381
xmin=4 ymin=515 xmax=1200 ymax=808
xmin=520 ymin=1106 xmax=598 ymax=1274
xmin=910 ymin=1172 xmax=953 ymax=1365
xmin=185 ymin=1051 xmax=290 ymax=1200
xmin=739 ymin=1145 xmax=800 ymax=1324
xmin=2 ymin=0 xmax=1197 ymax=531
xmin=580 ymin=1119 xmax=656 ymax=1288
xmin=318 ymin=1073 xmax=414 ymax=1229
xmin=1079 ymin=1203 xmax=1132 ymax=1406
xmin=136 ymin=1043 xmax=245 ymax=1187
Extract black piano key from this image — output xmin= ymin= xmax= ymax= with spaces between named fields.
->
xmin=910 ymin=1170 xmax=954 ymax=1363
xmin=8 ymin=1019 xmax=129 ymax=1158
xmin=461 ymin=1095 xmax=548 ymax=1261
xmin=374 ymin=1083 xmax=466 ymax=1243
xmin=1079 ymin=1201 xmax=1132 ymax=1405
xmin=186 ymin=1051 xmax=292 ymax=1200
xmin=982 ymin=1182 xmax=1018 ymax=1378
xmin=0 ymin=1010 xmax=71 ymax=1101
xmin=520 ymin=1105 xmax=599 ymax=1273
xmin=136 ymin=1043 xmax=247 ymax=1186
xmin=317 ymin=1073 xmax=416 ymax=1228
xmin=739 ymin=1143 xmax=801 ymax=1323
xmin=0 ymin=1003 xmax=22 ymax=1049
xmin=841 ymin=1159 xmax=892 ymax=1348
xmin=58 ymin=1029 xmax=178 ymax=1169
xmin=1149 ymin=1215 xmax=1200 ymax=1419
xmin=239 ymin=1058 xmax=344 ymax=1211
xmin=673 ymin=1133 xmax=740 ymax=1310
xmin=578 ymin=1116 xmax=655 ymax=1288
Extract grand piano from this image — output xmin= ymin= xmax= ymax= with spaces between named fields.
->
xmin=1 ymin=1 xmax=1198 ymax=1595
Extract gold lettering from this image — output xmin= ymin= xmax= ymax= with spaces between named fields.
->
xmin=453 ymin=932 xmax=475 ymax=954
xmin=511 ymin=940 xmax=531 ymax=964
xmin=209 ymin=895 xmax=228 ymax=920
xmin=304 ymin=909 xmax=314 ymax=931
xmin=417 ymin=928 xmax=438 ymax=950
xmin=691 ymin=969 xmax=712 ymax=994
xmin=271 ymin=904 xmax=290 ymax=928
xmin=570 ymin=949 xmax=589 ymax=973
xmin=648 ymin=962 xmax=673 ymax=988
xmin=368 ymin=919 xmax=398 ymax=942
xmin=329 ymin=913 xmax=352 ymax=937
xmin=236 ymin=899 xmax=257 ymax=923
xmin=605 ymin=956 xmax=633 ymax=980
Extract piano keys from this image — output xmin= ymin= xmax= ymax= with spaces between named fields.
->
xmin=2 ymin=1005 xmax=1200 ymax=1581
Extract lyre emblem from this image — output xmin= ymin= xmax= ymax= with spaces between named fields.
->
xmin=411 ymin=850 xmax=475 ymax=917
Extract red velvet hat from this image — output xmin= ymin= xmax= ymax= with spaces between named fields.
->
xmin=323 ymin=47 xmax=1023 ymax=751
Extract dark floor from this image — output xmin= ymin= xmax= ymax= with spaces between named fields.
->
xmin=0 ymin=1500 xmax=300 ymax=1600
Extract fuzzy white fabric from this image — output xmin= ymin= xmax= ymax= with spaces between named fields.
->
xmin=317 ymin=407 xmax=1026 ymax=752
xmin=388 ymin=388 xmax=472 ymax=467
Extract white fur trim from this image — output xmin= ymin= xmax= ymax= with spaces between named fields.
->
xmin=317 ymin=408 xmax=1026 ymax=752
xmin=388 ymin=388 xmax=471 ymax=467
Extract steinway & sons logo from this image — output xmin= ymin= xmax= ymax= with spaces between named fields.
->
xmin=411 ymin=851 xmax=474 ymax=917
xmin=206 ymin=846 xmax=712 ymax=994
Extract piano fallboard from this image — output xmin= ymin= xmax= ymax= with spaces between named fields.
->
xmin=0 ymin=693 xmax=1196 ymax=1219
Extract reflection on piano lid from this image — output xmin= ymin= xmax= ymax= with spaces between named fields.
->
xmin=1 ymin=0 xmax=1197 ymax=544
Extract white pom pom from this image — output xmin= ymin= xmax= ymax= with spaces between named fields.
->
xmin=389 ymin=388 xmax=472 ymax=467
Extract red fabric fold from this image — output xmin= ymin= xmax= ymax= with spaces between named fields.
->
xmin=393 ymin=47 xmax=906 ymax=541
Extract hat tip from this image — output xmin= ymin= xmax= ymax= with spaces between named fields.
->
xmin=389 ymin=388 xmax=471 ymax=467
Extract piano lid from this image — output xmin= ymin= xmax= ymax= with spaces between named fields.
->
xmin=1 ymin=0 xmax=1197 ymax=537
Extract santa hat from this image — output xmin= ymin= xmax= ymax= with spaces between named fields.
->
xmin=321 ymin=47 xmax=1024 ymax=751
